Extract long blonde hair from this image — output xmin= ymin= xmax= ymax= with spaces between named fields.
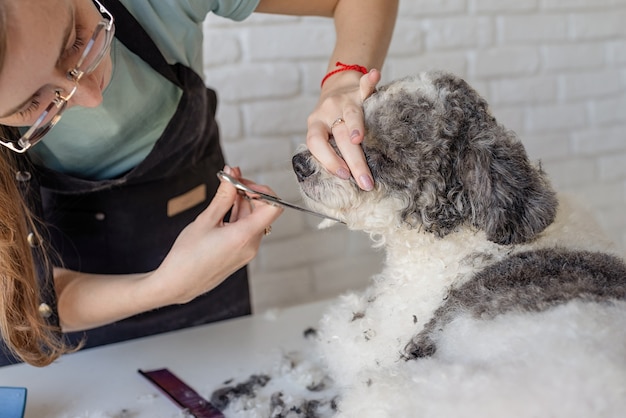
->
xmin=0 ymin=2 xmax=71 ymax=366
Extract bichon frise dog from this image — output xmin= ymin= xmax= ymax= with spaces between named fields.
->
xmin=288 ymin=71 xmax=626 ymax=418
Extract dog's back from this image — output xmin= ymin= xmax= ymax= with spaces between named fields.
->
xmin=406 ymin=247 xmax=626 ymax=359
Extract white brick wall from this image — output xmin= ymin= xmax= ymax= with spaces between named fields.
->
xmin=203 ymin=0 xmax=626 ymax=312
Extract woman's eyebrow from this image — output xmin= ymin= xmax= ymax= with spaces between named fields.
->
xmin=0 ymin=5 xmax=74 ymax=119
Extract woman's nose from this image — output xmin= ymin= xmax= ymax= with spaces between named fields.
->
xmin=69 ymin=72 xmax=103 ymax=108
xmin=59 ymin=71 xmax=103 ymax=109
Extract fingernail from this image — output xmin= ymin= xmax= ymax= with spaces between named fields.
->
xmin=359 ymin=175 xmax=374 ymax=191
xmin=350 ymin=130 xmax=360 ymax=140
xmin=224 ymin=165 xmax=233 ymax=175
xmin=336 ymin=167 xmax=350 ymax=180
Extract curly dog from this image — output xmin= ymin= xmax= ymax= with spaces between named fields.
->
xmin=289 ymin=71 xmax=626 ymax=418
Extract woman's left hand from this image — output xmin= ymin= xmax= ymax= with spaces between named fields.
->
xmin=305 ymin=69 xmax=381 ymax=191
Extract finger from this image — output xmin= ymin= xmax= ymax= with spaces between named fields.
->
xmin=239 ymin=183 xmax=284 ymax=215
xmin=227 ymin=197 xmax=283 ymax=244
xmin=228 ymin=165 xmax=242 ymax=178
xmin=329 ymin=70 xmax=379 ymax=191
xmin=228 ymin=177 xmax=284 ymax=223
xmin=343 ymin=69 xmax=381 ymax=146
xmin=197 ymin=176 xmax=239 ymax=226
xmin=360 ymin=69 xmax=381 ymax=101
xmin=334 ymin=134 xmax=374 ymax=191
xmin=306 ymin=120 xmax=351 ymax=180
xmin=223 ymin=165 xmax=249 ymax=221
xmin=248 ymin=200 xmax=283 ymax=234
xmin=230 ymin=192 xmax=246 ymax=222
xmin=336 ymin=103 xmax=366 ymax=146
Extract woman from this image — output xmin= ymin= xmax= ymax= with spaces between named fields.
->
xmin=0 ymin=0 xmax=397 ymax=366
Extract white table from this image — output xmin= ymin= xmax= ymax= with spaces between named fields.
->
xmin=0 ymin=300 xmax=329 ymax=418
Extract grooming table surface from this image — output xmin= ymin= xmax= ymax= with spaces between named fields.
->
xmin=0 ymin=300 xmax=328 ymax=418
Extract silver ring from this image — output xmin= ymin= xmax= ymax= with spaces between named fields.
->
xmin=330 ymin=117 xmax=345 ymax=130
xmin=264 ymin=225 xmax=272 ymax=236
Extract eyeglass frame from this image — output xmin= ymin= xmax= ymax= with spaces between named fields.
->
xmin=0 ymin=0 xmax=115 ymax=154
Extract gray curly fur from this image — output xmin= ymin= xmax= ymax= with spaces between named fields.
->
xmin=362 ymin=72 xmax=558 ymax=244
xmin=404 ymin=248 xmax=626 ymax=359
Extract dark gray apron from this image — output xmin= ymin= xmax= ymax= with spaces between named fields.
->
xmin=0 ymin=0 xmax=250 ymax=366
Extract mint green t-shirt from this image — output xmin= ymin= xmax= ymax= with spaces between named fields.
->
xmin=29 ymin=0 xmax=259 ymax=180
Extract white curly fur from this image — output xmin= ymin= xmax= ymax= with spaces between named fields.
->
xmin=310 ymin=193 xmax=625 ymax=418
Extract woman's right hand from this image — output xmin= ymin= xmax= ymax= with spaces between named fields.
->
xmin=150 ymin=165 xmax=284 ymax=304
xmin=55 ymin=166 xmax=282 ymax=331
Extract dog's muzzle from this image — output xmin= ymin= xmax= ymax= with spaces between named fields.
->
xmin=292 ymin=153 xmax=315 ymax=182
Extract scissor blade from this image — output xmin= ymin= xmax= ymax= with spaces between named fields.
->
xmin=217 ymin=171 xmax=345 ymax=224
xmin=255 ymin=193 xmax=344 ymax=223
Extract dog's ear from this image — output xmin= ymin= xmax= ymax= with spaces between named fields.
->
xmin=435 ymin=74 xmax=559 ymax=245
xmin=461 ymin=134 xmax=558 ymax=244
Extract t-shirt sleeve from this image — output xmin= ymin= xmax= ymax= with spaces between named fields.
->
xmin=201 ymin=0 xmax=261 ymax=21
xmin=119 ymin=0 xmax=259 ymax=71
xmin=178 ymin=0 xmax=261 ymax=23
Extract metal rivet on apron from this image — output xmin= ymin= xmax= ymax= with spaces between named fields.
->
xmin=15 ymin=171 xmax=32 ymax=182
xmin=27 ymin=232 xmax=40 ymax=247
xmin=38 ymin=303 xmax=52 ymax=318
xmin=94 ymin=212 xmax=106 ymax=221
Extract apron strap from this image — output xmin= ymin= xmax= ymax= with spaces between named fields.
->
xmin=101 ymin=0 xmax=183 ymax=88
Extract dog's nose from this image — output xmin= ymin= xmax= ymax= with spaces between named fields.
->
xmin=292 ymin=153 xmax=315 ymax=182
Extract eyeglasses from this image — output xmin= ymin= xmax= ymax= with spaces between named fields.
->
xmin=0 ymin=0 xmax=115 ymax=153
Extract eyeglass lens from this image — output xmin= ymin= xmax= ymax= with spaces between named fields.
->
xmin=75 ymin=22 xmax=111 ymax=77
xmin=18 ymin=21 xmax=112 ymax=148
xmin=42 ymin=21 xmax=111 ymax=125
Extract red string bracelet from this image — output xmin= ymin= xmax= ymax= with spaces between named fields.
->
xmin=321 ymin=61 xmax=368 ymax=87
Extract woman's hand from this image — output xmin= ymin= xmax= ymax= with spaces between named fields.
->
xmin=55 ymin=166 xmax=283 ymax=331
xmin=153 ymin=166 xmax=284 ymax=304
xmin=255 ymin=0 xmax=397 ymax=191
xmin=305 ymin=68 xmax=381 ymax=192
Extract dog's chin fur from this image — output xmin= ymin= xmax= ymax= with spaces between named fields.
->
xmin=213 ymin=71 xmax=626 ymax=418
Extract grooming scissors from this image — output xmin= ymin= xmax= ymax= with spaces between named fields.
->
xmin=217 ymin=170 xmax=344 ymax=224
